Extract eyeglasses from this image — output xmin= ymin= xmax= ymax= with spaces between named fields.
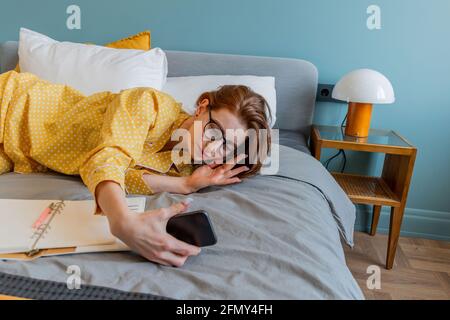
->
xmin=203 ymin=105 xmax=236 ymax=158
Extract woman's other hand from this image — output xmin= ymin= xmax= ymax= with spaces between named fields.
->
xmin=186 ymin=156 xmax=249 ymax=192
xmin=110 ymin=200 xmax=201 ymax=267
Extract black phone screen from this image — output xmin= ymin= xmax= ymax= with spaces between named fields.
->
xmin=166 ymin=210 xmax=217 ymax=247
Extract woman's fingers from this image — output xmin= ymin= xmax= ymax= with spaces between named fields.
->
xmin=156 ymin=200 xmax=201 ymax=260
xmin=164 ymin=234 xmax=201 ymax=256
xmin=226 ymin=166 xmax=249 ymax=178
xmin=156 ymin=251 xmax=188 ymax=268
xmin=219 ymin=177 xmax=241 ymax=185
xmin=117 ymin=200 xmax=203 ymax=268
xmin=218 ymin=177 xmax=242 ymax=186
xmin=150 ymin=235 xmax=200 ymax=267
xmin=158 ymin=199 xmax=192 ymax=221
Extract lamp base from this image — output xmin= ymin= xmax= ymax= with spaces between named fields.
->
xmin=345 ymin=102 xmax=373 ymax=138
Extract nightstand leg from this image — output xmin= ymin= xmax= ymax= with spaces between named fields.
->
xmin=370 ymin=205 xmax=381 ymax=236
xmin=386 ymin=206 xmax=405 ymax=269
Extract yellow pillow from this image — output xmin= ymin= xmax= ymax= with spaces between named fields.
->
xmin=105 ymin=30 xmax=151 ymax=50
xmin=15 ymin=30 xmax=151 ymax=72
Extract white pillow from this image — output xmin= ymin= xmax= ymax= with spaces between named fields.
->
xmin=162 ymin=75 xmax=277 ymax=127
xmin=18 ymin=28 xmax=168 ymax=95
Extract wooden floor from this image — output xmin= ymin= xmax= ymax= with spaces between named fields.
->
xmin=344 ymin=232 xmax=450 ymax=300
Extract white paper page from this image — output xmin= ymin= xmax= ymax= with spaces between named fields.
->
xmin=0 ymin=197 xmax=146 ymax=254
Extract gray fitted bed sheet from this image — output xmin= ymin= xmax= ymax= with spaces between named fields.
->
xmin=0 ymin=145 xmax=362 ymax=299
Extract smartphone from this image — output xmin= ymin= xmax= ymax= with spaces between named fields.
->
xmin=166 ymin=210 xmax=217 ymax=247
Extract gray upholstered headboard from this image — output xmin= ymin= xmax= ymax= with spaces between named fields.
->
xmin=0 ymin=41 xmax=318 ymax=136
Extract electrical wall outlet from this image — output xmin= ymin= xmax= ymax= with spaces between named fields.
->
xmin=316 ymin=84 xmax=339 ymax=103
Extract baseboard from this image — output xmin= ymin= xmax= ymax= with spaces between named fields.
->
xmin=354 ymin=206 xmax=450 ymax=242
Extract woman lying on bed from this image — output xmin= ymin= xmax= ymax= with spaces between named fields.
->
xmin=0 ymin=71 xmax=271 ymax=267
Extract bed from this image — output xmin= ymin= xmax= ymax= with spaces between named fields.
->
xmin=0 ymin=41 xmax=364 ymax=300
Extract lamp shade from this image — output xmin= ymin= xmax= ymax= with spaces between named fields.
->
xmin=332 ymin=69 xmax=395 ymax=104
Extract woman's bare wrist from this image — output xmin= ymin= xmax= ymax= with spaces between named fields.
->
xmin=181 ymin=176 xmax=196 ymax=194
xmin=142 ymin=174 xmax=195 ymax=194
xmin=95 ymin=181 xmax=133 ymax=235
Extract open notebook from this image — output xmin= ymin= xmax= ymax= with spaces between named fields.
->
xmin=0 ymin=197 xmax=146 ymax=261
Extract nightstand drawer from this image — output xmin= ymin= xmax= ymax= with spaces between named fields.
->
xmin=332 ymin=173 xmax=401 ymax=207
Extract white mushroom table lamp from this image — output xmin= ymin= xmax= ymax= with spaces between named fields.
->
xmin=332 ymin=69 xmax=395 ymax=138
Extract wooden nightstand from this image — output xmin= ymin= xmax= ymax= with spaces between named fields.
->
xmin=310 ymin=125 xmax=417 ymax=269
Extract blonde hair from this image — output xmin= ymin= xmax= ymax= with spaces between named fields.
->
xmin=196 ymin=85 xmax=271 ymax=177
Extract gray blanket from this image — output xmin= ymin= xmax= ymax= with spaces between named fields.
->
xmin=0 ymin=145 xmax=363 ymax=299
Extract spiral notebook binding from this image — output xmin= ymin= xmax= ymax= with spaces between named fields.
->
xmin=27 ymin=200 xmax=66 ymax=257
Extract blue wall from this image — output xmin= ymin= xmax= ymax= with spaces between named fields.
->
xmin=1 ymin=0 xmax=449 ymax=239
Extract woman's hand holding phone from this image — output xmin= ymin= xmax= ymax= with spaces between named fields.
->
xmin=109 ymin=199 xmax=201 ymax=267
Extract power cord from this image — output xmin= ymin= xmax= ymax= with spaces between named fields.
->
xmin=324 ymin=149 xmax=343 ymax=169
xmin=323 ymin=113 xmax=347 ymax=173
xmin=341 ymin=113 xmax=348 ymax=129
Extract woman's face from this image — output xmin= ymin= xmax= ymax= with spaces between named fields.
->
xmin=187 ymin=99 xmax=247 ymax=164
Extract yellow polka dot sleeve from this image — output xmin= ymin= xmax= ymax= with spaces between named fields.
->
xmin=125 ymin=168 xmax=154 ymax=195
xmin=78 ymin=89 xmax=156 ymax=214
xmin=79 ymin=147 xmax=131 ymax=214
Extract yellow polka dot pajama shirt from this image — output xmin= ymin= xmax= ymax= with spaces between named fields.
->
xmin=0 ymin=71 xmax=193 ymax=214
